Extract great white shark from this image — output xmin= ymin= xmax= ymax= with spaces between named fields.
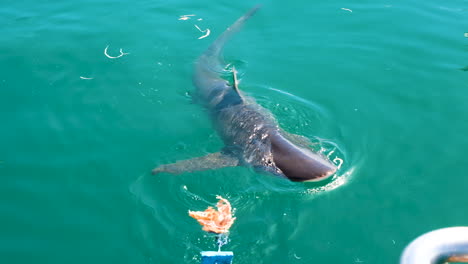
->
xmin=152 ymin=6 xmax=337 ymax=182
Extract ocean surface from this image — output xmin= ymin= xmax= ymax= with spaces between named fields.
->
xmin=1 ymin=0 xmax=468 ymax=263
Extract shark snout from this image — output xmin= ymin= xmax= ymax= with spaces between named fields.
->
xmin=270 ymin=133 xmax=337 ymax=182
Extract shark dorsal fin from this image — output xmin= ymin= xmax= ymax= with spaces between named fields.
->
xmin=232 ymin=66 xmax=240 ymax=94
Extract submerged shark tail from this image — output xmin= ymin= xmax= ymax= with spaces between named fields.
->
xmin=203 ymin=5 xmax=261 ymax=59
xmin=193 ymin=5 xmax=261 ymax=97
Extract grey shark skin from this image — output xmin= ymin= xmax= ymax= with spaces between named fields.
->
xmin=153 ymin=6 xmax=337 ymax=182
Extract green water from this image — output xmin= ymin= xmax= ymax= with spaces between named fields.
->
xmin=2 ymin=0 xmax=468 ymax=263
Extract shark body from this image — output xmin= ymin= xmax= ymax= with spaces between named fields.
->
xmin=153 ymin=6 xmax=337 ymax=182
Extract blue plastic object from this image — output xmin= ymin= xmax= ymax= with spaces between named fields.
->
xmin=201 ymin=251 xmax=233 ymax=264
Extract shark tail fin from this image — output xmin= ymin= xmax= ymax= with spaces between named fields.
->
xmin=203 ymin=5 xmax=261 ymax=59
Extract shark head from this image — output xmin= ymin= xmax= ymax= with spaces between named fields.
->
xmin=270 ymin=133 xmax=337 ymax=182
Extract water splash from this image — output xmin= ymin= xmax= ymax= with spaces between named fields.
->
xmin=216 ymin=233 xmax=230 ymax=251
xmin=306 ymin=166 xmax=355 ymax=194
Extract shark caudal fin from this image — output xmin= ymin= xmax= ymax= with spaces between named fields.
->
xmin=193 ymin=6 xmax=260 ymax=100
xmin=203 ymin=5 xmax=261 ymax=60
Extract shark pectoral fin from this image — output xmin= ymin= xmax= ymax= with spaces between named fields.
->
xmin=152 ymin=152 xmax=239 ymax=175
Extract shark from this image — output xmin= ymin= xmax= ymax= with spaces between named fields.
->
xmin=152 ymin=6 xmax=337 ymax=182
